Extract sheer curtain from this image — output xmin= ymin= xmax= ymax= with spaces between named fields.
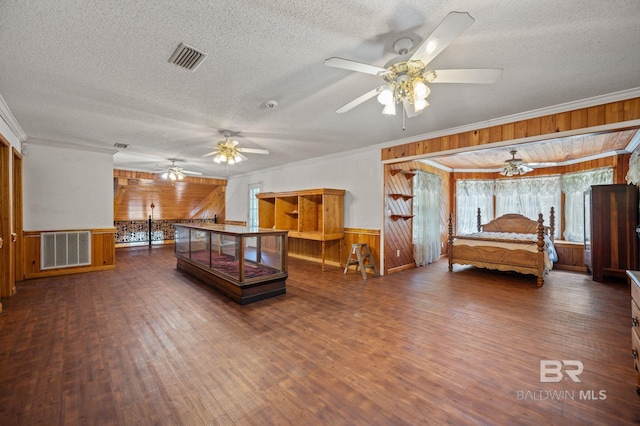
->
xmin=413 ymin=170 xmax=442 ymax=266
xmin=561 ymin=167 xmax=613 ymax=241
xmin=495 ymin=175 xmax=561 ymax=239
xmin=456 ymin=180 xmax=494 ymax=234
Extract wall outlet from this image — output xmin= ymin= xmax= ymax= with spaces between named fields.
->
xmin=396 ymin=249 xmax=400 ymax=257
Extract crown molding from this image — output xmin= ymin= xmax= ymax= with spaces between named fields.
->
xmin=0 ymin=92 xmax=27 ymax=142
xmin=26 ymin=138 xmax=119 ymax=155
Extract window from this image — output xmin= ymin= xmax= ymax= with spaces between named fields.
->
xmin=413 ymin=171 xmax=442 ymax=266
xmin=561 ymin=168 xmax=613 ymax=241
xmin=455 ymin=180 xmax=494 ymax=234
xmin=495 ymin=175 xmax=561 ymax=239
xmin=455 ymin=168 xmax=614 ymax=241
xmin=248 ymin=183 xmax=261 ymax=228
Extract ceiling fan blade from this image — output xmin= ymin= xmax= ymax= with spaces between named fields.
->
xmin=182 ymin=170 xmax=203 ymax=176
xmin=410 ymin=12 xmax=475 ymax=66
xmin=431 ymin=68 xmax=503 ymax=84
xmin=202 ymin=151 xmax=217 ymax=157
xmin=336 ymin=86 xmax=383 ymax=113
xmin=324 ymin=57 xmax=387 ymax=76
xmin=238 ymin=148 xmax=270 ymax=155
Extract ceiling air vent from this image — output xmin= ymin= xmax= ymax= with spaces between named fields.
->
xmin=113 ymin=142 xmax=128 ymax=149
xmin=168 ymin=43 xmax=208 ymax=71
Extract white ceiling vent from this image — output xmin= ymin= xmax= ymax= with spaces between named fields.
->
xmin=168 ymin=43 xmax=208 ymax=71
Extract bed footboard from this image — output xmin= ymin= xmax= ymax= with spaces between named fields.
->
xmin=448 ymin=210 xmax=550 ymax=286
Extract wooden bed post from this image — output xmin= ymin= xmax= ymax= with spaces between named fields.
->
xmin=549 ymin=207 xmax=555 ymax=242
xmin=537 ymin=213 xmax=545 ymax=287
xmin=448 ymin=214 xmax=454 ymax=271
xmin=477 ymin=208 xmax=482 ymax=232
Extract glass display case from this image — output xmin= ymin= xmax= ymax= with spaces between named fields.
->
xmin=174 ymin=224 xmax=288 ymax=305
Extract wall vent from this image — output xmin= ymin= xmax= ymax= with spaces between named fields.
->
xmin=168 ymin=43 xmax=208 ymax=71
xmin=41 ymin=231 xmax=91 ymax=270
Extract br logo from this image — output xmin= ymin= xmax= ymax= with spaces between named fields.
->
xmin=540 ymin=360 xmax=584 ymax=382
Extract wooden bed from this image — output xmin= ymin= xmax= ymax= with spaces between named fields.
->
xmin=447 ymin=208 xmax=556 ymax=286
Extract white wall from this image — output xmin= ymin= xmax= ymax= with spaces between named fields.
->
xmin=226 ymin=148 xmax=384 ymax=230
xmin=23 ymin=141 xmax=114 ymax=230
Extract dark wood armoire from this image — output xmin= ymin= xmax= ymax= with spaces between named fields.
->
xmin=590 ymin=184 xmax=639 ymax=282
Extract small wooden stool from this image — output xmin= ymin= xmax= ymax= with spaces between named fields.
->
xmin=344 ymin=243 xmax=379 ymax=279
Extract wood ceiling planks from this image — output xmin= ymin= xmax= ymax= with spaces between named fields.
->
xmin=428 ymin=129 xmax=638 ymax=170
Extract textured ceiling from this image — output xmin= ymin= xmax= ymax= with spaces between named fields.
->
xmin=1 ymin=0 xmax=639 ymax=178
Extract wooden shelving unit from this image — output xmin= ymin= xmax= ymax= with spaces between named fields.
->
xmin=256 ymin=188 xmax=345 ymax=270
xmin=388 ymin=169 xmax=415 ymax=222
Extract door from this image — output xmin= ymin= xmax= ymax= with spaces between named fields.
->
xmin=13 ymin=147 xmax=23 ymax=283
xmin=0 ymin=134 xmax=14 ymax=299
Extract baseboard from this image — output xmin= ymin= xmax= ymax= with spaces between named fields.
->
xmin=287 ymin=252 xmax=341 ymax=267
xmin=387 ymin=263 xmax=416 ymax=274
xmin=554 ymin=265 xmax=588 ymax=273
xmin=24 ymin=264 xmax=116 ymax=279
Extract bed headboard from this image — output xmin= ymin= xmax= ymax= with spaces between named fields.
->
xmin=481 ymin=214 xmax=542 ymax=234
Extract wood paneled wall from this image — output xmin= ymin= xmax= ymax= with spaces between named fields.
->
xmin=23 ymin=228 xmax=116 ymax=279
xmin=384 ymin=161 xmax=450 ymax=274
xmin=381 ymin=97 xmax=640 ymax=161
xmin=113 ymin=170 xmax=226 ymax=221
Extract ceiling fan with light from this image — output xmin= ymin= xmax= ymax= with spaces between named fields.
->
xmin=500 ymin=150 xmax=533 ymax=177
xmin=203 ymin=130 xmax=270 ymax=165
xmin=324 ymin=11 xmax=502 ymax=118
xmin=159 ymin=159 xmax=203 ymax=181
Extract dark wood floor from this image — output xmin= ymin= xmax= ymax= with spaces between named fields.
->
xmin=0 ymin=246 xmax=638 ymax=425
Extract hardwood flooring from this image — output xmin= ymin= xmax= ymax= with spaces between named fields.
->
xmin=0 ymin=246 xmax=638 ymax=425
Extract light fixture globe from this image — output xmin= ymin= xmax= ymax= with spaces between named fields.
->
xmin=378 ymin=57 xmax=435 ymax=117
xmin=377 ymin=86 xmax=393 ymax=105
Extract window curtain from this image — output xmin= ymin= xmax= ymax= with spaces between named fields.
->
xmin=561 ymin=167 xmax=613 ymax=241
xmin=455 ymin=180 xmax=494 ymax=234
xmin=413 ymin=170 xmax=442 ymax=266
xmin=495 ymin=175 xmax=561 ymax=238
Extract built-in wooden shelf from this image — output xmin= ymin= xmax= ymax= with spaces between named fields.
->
xmin=389 ymin=194 xmax=414 ymax=201
xmin=390 ymin=215 xmax=414 ymax=221
xmin=389 ymin=169 xmax=416 ymax=179
xmin=256 ymin=188 xmax=345 ymax=270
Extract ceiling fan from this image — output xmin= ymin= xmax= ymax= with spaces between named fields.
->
xmin=203 ymin=130 xmax=270 ymax=165
xmin=324 ymin=11 xmax=502 ymax=118
xmin=159 ymin=159 xmax=203 ymax=181
xmin=500 ymin=150 xmax=533 ymax=177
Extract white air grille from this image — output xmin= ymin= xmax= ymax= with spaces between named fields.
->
xmin=168 ymin=43 xmax=208 ymax=71
xmin=41 ymin=231 xmax=91 ymax=270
